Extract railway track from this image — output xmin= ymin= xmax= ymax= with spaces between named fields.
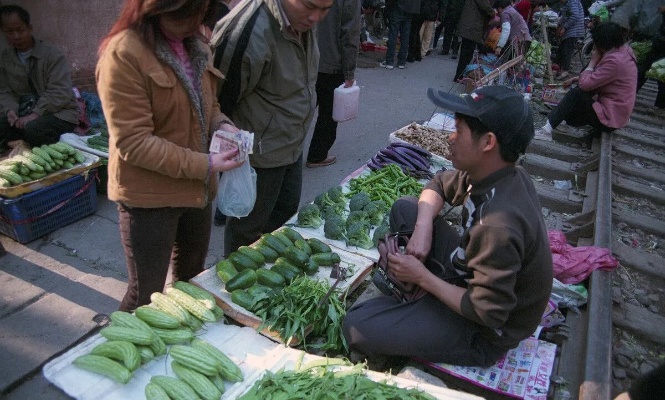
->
xmin=524 ymin=80 xmax=665 ymax=399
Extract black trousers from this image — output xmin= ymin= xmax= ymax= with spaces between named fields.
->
xmin=117 ymin=202 xmax=213 ymax=312
xmin=0 ymin=114 xmax=75 ymax=148
xmin=556 ymin=36 xmax=577 ymax=72
xmin=342 ymin=197 xmax=506 ymax=366
xmin=454 ymin=38 xmax=479 ymax=80
xmin=408 ymin=16 xmax=425 ymax=61
xmin=307 ymin=72 xmax=344 ymax=164
xmin=440 ymin=20 xmax=460 ymax=54
xmin=549 ymin=86 xmax=606 ymax=131
xmin=224 ymin=155 xmax=302 ymax=256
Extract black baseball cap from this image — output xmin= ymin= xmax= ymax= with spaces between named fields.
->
xmin=427 ymin=85 xmax=534 ymax=155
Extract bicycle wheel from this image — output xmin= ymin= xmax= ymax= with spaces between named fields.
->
xmin=579 ymin=40 xmax=593 ymax=66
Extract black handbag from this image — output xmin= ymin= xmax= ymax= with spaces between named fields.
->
xmin=18 ymin=93 xmax=39 ymax=117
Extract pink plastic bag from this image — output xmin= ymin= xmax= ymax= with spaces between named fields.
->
xmin=548 ymin=230 xmax=619 ymax=284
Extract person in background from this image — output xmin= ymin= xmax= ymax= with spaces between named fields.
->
xmin=343 ymin=85 xmax=552 ymax=366
xmin=0 ymin=5 xmax=79 ymax=150
xmin=554 ymin=0 xmax=584 ymax=80
xmin=211 ymin=0 xmax=333 ymax=256
xmin=636 ymin=4 xmax=665 ymax=116
xmin=493 ymin=0 xmax=532 ymax=56
xmin=407 ymin=0 xmax=442 ymax=62
xmin=438 ymin=0 xmax=464 ymax=57
xmin=96 ymin=0 xmax=243 ymax=311
xmin=514 ymin=0 xmax=533 ymax=30
xmin=453 ymin=0 xmax=496 ymax=81
xmin=535 ymin=22 xmax=637 ymax=141
xmin=306 ymin=0 xmax=361 ymax=168
xmin=614 ymin=362 xmax=665 ymax=400
xmin=380 ymin=0 xmax=421 ymax=69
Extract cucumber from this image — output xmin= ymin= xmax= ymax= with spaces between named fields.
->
xmin=228 ymin=251 xmax=259 ymax=271
xmin=247 ymin=284 xmax=272 ymax=298
xmin=304 ymin=258 xmax=319 ymax=276
xmin=310 ymin=252 xmax=341 ymax=266
xmin=255 ymin=268 xmax=286 ymax=288
xmin=280 ymin=227 xmax=304 ymax=243
xmin=237 ymin=246 xmax=265 ymax=266
xmin=215 ymin=259 xmax=238 ymax=283
xmin=272 ymin=231 xmax=294 ymax=248
xmin=225 ymin=269 xmax=257 ymax=292
xmin=306 ymin=237 xmax=332 ymax=254
xmin=270 ymin=263 xmax=301 ymax=283
xmin=259 ymin=233 xmax=288 ymax=255
xmin=283 ymin=246 xmax=309 ymax=269
xmin=230 ymin=289 xmax=255 ymax=311
xmin=253 ymin=243 xmax=279 ymax=263
xmin=293 ymin=238 xmax=312 ymax=255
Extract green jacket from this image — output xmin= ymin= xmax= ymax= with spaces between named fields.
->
xmin=0 ymin=38 xmax=78 ymax=124
xmin=211 ymin=0 xmax=319 ymax=168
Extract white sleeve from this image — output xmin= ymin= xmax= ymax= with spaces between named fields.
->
xmin=498 ymin=21 xmax=511 ymax=48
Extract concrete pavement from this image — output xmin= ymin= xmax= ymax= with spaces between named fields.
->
xmin=0 ymin=49 xmax=463 ymax=399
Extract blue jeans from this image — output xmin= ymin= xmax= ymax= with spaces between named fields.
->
xmin=385 ymin=7 xmax=412 ymax=66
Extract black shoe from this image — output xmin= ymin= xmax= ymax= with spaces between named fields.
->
xmin=214 ymin=208 xmax=227 ymax=226
xmin=439 ymin=50 xmax=449 ymax=55
xmin=451 ymin=54 xmax=458 ymax=59
xmin=406 ymin=57 xmax=415 ymax=63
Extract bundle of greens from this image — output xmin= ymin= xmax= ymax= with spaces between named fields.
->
xmin=253 ymin=276 xmax=348 ymax=352
xmin=238 ymin=358 xmax=436 ymax=400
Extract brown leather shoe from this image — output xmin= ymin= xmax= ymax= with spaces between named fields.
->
xmin=305 ymin=156 xmax=337 ymax=168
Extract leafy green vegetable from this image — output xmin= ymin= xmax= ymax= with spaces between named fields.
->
xmin=372 ymin=223 xmax=391 ymax=247
xmin=348 ymin=191 xmax=371 ymax=212
xmin=347 ymin=222 xmax=374 ymax=250
xmin=345 ymin=210 xmax=370 ymax=230
xmin=296 ymin=203 xmax=324 ymax=229
xmin=363 ymin=199 xmax=387 ymax=226
xmin=324 ymin=214 xmax=347 ymax=241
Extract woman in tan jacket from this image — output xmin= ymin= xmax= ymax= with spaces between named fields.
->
xmin=96 ymin=0 xmax=242 ymax=312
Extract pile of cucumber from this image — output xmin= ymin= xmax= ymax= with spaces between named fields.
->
xmin=73 ymin=281 xmax=244 ymax=399
xmin=0 ymin=142 xmax=86 ymax=187
xmin=86 ymin=130 xmax=109 ymax=153
xmin=216 ymin=227 xmax=341 ymax=312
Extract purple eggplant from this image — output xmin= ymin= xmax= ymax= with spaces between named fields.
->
xmin=389 ymin=141 xmax=431 ymax=158
xmin=388 ymin=145 xmax=432 ymax=171
xmin=379 ymin=147 xmax=427 ymax=173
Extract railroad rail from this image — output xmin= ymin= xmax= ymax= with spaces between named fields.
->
xmin=524 ymin=80 xmax=665 ymax=399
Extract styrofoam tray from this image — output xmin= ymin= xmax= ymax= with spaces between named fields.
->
xmin=42 ymin=323 xmax=280 ymax=400
xmin=61 ymin=133 xmax=109 ymax=158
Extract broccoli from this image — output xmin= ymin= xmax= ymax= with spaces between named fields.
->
xmin=347 ymin=222 xmax=374 ymax=250
xmin=348 ymin=191 xmax=371 ymax=212
xmin=346 ymin=210 xmax=370 ymax=230
xmin=324 ymin=214 xmax=347 ymax=241
xmin=363 ymin=200 xmax=388 ymax=226
xmin=326 ymin=185 xmax=345 ymax=204
xmin=315 ymin=191 xmax=345 ymax=217
xmin=296 ymin=203 xmax=323 ymax=229
xmin=372 ymin=223 xmax=391 ymax=247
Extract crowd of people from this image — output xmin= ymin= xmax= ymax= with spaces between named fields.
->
xmin=1 ymin=0 xmax=664 ymax=389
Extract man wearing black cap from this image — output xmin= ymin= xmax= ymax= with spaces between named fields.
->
xmin=343 ymin=85 xmax=553 ymax=367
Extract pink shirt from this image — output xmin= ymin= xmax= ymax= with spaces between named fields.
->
xmin=578 ymin=45 xmax=637 ymax=129
xmin=165 ymin=35 xmax=195 ymax=83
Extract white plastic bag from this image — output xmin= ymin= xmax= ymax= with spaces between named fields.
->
xmin=217 ymin=161 xmax=257 ymax=218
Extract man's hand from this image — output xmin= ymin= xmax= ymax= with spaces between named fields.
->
xmin=494 ymin=46 xmax=502 ymax=55
xmin=6 ymin=110 xmax=18 ymax=126
xmin=406 ymin=226 xmax=433 ymax=262
xmin=386 ymin=252 xmax=430 ymax=285
xmin=344 ymin=79 xmax=355 ymax=88
xmin=557 ymin=26 xmax=565 ymax=37
xmin=14 ymin=112 xmax=39 ymax=129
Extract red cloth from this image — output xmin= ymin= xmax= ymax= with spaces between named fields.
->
xmin=548 ymin=230 xmax=619 ymax=284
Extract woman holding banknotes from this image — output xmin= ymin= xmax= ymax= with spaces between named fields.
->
xmin=96 ymin=0 xmax=242 ymax=311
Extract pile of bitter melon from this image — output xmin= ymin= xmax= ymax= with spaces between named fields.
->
xmin=0 ymin=142 xmax=87 ymax=187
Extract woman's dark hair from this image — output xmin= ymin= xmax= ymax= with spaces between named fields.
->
xmin=0 ymin=5 xmax=31 ymax=27
xmin=591 ymin=22 xmax=626 ymax=51
xmin=99 ymin=0 xmax=215 ymax=55
xmin=493 ymin=0 xmax=512 ymax=10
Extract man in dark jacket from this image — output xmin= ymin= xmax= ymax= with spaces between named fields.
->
xmin=380 ymin=0 xmax=421 ymax=69
xmin=306 ymin=0 xmax=361 ymax=168
xmin=343 ymin=85 xmax=553 ymax=367
xmin=453 ymin=0 xmax=496 ymax=81
xmin=407 ymin=0 xmax=444 ymax=62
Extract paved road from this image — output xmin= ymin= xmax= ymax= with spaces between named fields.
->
xmin=0 ymin=49 xmax=462 ymax=399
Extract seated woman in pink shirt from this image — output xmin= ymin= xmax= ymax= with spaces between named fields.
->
xmin=535 ymin=22 xmax=637 ymax=141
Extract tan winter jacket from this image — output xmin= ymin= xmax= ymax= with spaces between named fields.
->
xmin=96 ymin=30 xmax=227 ymax=208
